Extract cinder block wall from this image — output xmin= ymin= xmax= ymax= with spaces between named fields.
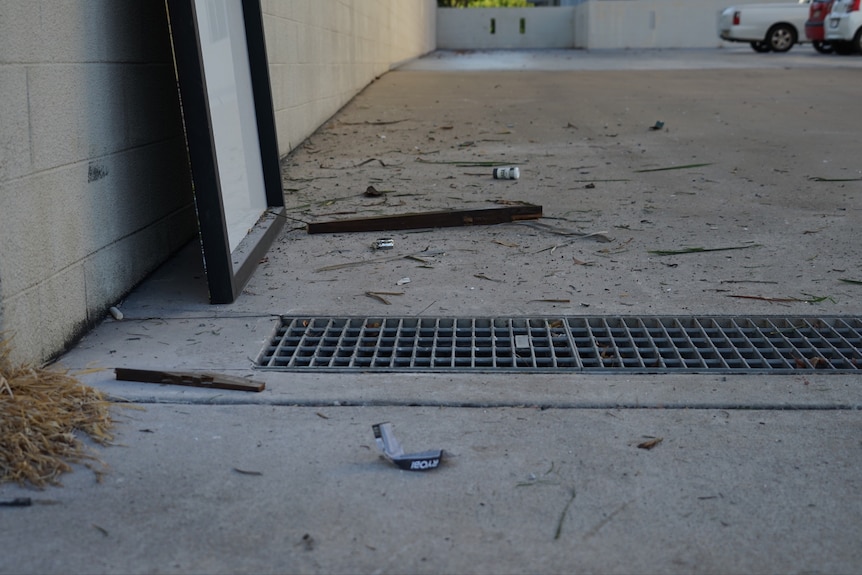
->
xmin=0 ymin=2 xmax=197 ymax=365
xmin=0 ymin=1 xmax=437 ymax=366
xmin=263 ymin=0 xmax=437 ymax=155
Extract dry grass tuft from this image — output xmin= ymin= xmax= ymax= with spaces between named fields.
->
xmin=1 ymin=337 xmax=115 ymax=488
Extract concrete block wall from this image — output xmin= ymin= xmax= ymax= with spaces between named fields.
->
xmin=0 ymin=2 xmax=199 ymax=365
xmin=262 ymin=0 xmax=437 ymax=155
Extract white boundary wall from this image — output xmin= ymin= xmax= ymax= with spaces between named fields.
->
xmin=438 ymin=7 xmax=576 ymax=49
xmin=439 ymin=0 xmax=797 ymax=51
xmin=575 ymin=0 xmax=793 ymax=49
xmin=263 ymin=0 xmax=437 ymax=155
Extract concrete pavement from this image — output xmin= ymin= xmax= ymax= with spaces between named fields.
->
xmin=2 ymin=48 xmax=862 ymax=574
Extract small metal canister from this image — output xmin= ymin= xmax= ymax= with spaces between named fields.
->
xmin=493 ymin=166 xmax=520 ymax=180
xmin=373 ymin=238 xmax=394 ymax=250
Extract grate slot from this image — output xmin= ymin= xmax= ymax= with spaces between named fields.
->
xmin=252 ymin=316 xmax=862 ymax=373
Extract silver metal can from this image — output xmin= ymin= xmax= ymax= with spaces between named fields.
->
xmin=493 ymin=166 xmax=520 ymax=180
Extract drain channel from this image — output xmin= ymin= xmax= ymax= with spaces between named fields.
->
xmin=254 ymin=316 xmax=862 ymax=373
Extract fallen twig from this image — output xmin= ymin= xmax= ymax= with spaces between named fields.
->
xmin=233 ymin=468 xmax=263 ymax=476
xmin=649 ymin=244 xmax=760 ymax=256
xmin=584 ymin=501 xmax=630 ymax=540
xmin=728 ymin=294 xmax=835 ymax=304
xmin=554 ymin=488 xmax=577 ymax=540
xmin=341 ymin=119 xmax=410 ymax=126
xmin=365 ymin=291 xmax=404 ymax=305
xmin=474 ymin=273 xmax=503 ymax=283
xmin=512 ymin=221 xmax=613 ymax=243
xmin=415 ymin=158 xmax=516 ymax=167
xmin=635 ymin=162 xmax=713 ymax=173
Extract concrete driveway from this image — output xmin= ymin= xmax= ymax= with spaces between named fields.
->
xmin=2 ymin=48 xmax=861 ymax=575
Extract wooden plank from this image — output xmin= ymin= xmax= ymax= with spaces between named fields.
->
xmin=115 ymin=368 xmax=265 ymax=392
xmin=306 ymin=204 xmax=542 ymax=234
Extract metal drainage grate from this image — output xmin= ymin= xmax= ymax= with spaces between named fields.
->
xmin=253 ymin=316 xmax=862 ymax=374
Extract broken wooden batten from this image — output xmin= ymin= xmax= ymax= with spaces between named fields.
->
xmin=114 ymin=368 xmax=265 ymax=392
xmin=306 ymin=204 xmax=543 ymax=234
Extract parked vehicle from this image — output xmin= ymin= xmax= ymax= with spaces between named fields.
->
xmin=719 ymin=0 xmax=813 ymax=52
xmin=805 ymin=0 xmax=835 ymax=52
xmin=824 ymin=0 xmax=862 ymax=53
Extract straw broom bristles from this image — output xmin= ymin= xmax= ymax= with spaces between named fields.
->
xmin=1 ymin=337 xmax=115 ymax=488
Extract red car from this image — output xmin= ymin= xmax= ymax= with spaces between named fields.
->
xmin=805 ymin=0 xmax=835 ymax=52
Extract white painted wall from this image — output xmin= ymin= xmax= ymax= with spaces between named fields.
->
xmin=437 ymin=0 xmax=799 ymax=51
xmin=0 ymin=0 xmax=437 ymax=365
xmin=574 ymin=0 xmax=793 ymax=49
xmin=438 ymin=7 xmax=576 ymax=49
xmin=263 ymin=0 xmax=437 ymax=155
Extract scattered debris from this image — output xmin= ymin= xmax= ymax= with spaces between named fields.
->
xmin=649 ymin=244 xmax=760 ymax=256
xmin=529 ymin=299 xmax=571 ymax=303
xmin=728 ymin=294 xmax=835 ymax=304
xmin=637 ymin=437 xmax=664 ymax=450
xmin=341 ymin=119 xmax=410 ymax=126
xmin=649 ymin=120 xmax=665 ymax=131
xmin=92 ymin=524 xmax=109 ymax=537
xmin=114 ymin=368 xmax=265 ymax=393
xmin=584 ymin=183 xmax=596 ymax=189
xmin=315 ymin=250 xmax=447 ymax=273
xmin=474 ymin=273 xmax=503 ymax=283
xmin=809 ymin=176 xmax=862 ymax=182
xmin=396 ymin=277 xmax=411 ymax=286
xmin=554 ymin=488 xmax=577 ymax=540
xmin=364 ymin=185 xmax=384 ymax=197
xmin=233 ymin=467 xmax=263 ymax=476
xmin=0 ymin=497 xmax=32 ymax=507
xmin=356 ymin=158 xmax=389 ymax=168
xmin=839 ymin=278 xmax=862 ymax=285
xmin=365 ymin=291 xmax=403 ymax=305
xmin=415 ymin=158 xmax=516 ymax=167
xmin=635 ymin=162 xmax=712 ymax=173
xmin=373 ymin=238 xmax=394 ymax=250
xmin=493 ymin=199 xmax=534 ymax=207
xmin=108 ymin=306 xmax=123 ymax=320
xmin=307 ymin=205 xmax=542 ymax=234
xmin=299 ymin=533 xmax=315 ymax=551
xmin=584 ymin=501 xmax=630 ymax=540
xmin=372 ymin=422 xmax=442 ymax=471
xmin=513 ymin=221 xmax=612 ymax=243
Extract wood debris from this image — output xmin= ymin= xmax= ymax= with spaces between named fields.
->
xmin=637 ymin=437 xmax=664 ymax=450
xmin=307 ymin=205 xmax=542 ymax=234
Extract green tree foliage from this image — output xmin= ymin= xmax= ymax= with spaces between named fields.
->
xmin=438 ymin=0 xmax=534 ymax=7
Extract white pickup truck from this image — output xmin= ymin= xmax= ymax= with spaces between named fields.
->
xmin=719 ymin=0 xmax=813 ymax=52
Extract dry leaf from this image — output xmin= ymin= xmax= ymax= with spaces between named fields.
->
xmin=637 ymin=437 xmax=663 ymax=450
xmin=493 ymin=240 xmax=519 ymax=248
